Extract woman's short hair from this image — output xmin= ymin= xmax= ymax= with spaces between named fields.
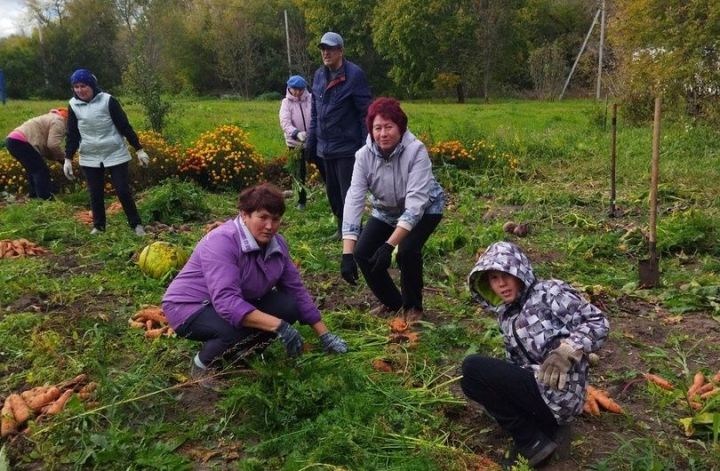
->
xmin=238 ymin=183 xmax=286 ymax=216
xmin=366 ymin=97 xmax=408 ymax=137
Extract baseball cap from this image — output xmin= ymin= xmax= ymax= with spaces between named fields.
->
xmin=319 ymin=32 xmax=344 ymax=48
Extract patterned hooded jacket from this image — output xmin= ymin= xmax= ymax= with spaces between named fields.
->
xmin=468 ymin=241 xmax=609 ymax=423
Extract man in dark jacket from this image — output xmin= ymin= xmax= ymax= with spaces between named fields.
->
xmin=307 ymin=32 xmax=372 ymax=240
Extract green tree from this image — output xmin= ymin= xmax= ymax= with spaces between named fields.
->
xmin=0 ymin=36 xmax=44 ymax=99
xmin=611 ymin=0 xmax=720 ymax=123
xmin=298 ymin=0 xmax=388 ymax=94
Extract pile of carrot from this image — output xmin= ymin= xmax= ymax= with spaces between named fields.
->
xmin=128 ymin=306 xmax=175 ymax=339
xmin=388 ymin=316 xmax=420 ymax=346
xmin=686 ymin=371 xmax=720 ymax=410
xmin=584 ymin=385 xmax=623 ymax=416
xmin=0 ymin=239 xmax=49 ymax=258
xmin=204 ymin=220 xmax=225 ymax=234
xmin=1 ymin=374 xmax=97 ymax=438
xmin=74 ymin=202 xmax=123 ymax=225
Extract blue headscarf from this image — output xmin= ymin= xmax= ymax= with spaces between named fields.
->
xmin=70 ymin=69 xmax=99 ymax=98
xmin=287 ymin=75 xmax=307 ymax=89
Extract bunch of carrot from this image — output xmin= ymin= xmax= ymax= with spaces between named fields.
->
xmin=686 ymin=371 xmax=720 ymax=410
xmin=388 ymin=316 xmax=420 ymax=346
xmin=1 ymin=374 xmax=97 ymax=438
xmin=584 ymin=385 xmax=623 ymax=416
xmin=0 ymin=239 xmax=48 ymax=258
xmin=128 ymin=306 xmax=175 ymax=339
xmin=74 ymin=202 xmax=123 ymax=225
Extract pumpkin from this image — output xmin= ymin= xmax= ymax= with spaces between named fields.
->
xmin=138 ymin=241 xmax=189 ymax=279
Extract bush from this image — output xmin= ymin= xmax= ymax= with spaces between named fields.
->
xmin=179 ymin=125 xmax=264 ymax=191
xmin=0 ymin=149 xmax=82 ymax=195
xmin=254 ymin=91 xmax=283 ymax=101
xmin=128 ymin=131 xmax=184 ymax=191
xmin=139 ymin=178 xmax=210 ymax=224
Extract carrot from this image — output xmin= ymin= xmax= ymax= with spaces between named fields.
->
xmin=1 ymin=397 xmax=17 ymax=438
xmin=78 ymin=382 xmax=97 ymax=400
xmin=132 ymin=307 xmax=167 ymax=324
xmin=25 ymin=386 xmax=61 ymax=411
xmin=696 ymin=383 xmax=715 ymax=396
xmin=687 ymin=371 xmax=705 ymax=398
xmin=145 ymin=326 xmax=169 ymax=338
xmin=701 ymin=388 xmax=720 ymax=400
xmin=690 ymin=401 xmax=702 ymax=410
xmin=56 ymin=373 xmax=88 ymax=391
xmin=128 ymin=319 xmax=145 ymax=329
xmin=643 ymin=373 xmax=674 ymax=390
xmin=8 ymin=394 xmax=32 ymax=424
xmin=389 ymin=317 xmax=408 ymax=333
xmin=585 ymin=392 xmax=601 ymax=416
xmin=713 ymin=371 xmax=720 ymax=383
xmin=43 ymin=390 xmax=73 ymax=415
xmin=591 ymin=388 xmax=624 ymax=414
xmin=21 ymin=386 xmax=49 ymax=404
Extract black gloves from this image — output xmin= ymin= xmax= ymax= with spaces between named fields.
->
xmin=369 ymin=242 xmax=394 ymax=273
xmin=274 ymin=320 xmax=304 ymax=357
xmin=341 ymin=253 xmax=359 ymax=285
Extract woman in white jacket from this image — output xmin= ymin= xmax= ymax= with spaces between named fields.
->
xmin=279 ymin=75 xmax=313 ymax=209
xmin=63 ymin=68 xmax=149 ymax=236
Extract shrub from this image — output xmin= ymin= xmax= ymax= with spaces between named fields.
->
xmin=128 ymin=131 xmax=184 ymax=191
xmin=255 ymin=91 xmax=283 ymax=101
xmin=428 ymin=140 xmax=476 ymax=169
xmin=139 ymin=178 xmax=210 ymax=224
xmin=0 ymin=149 xmax=82 ymax=195
xmin=179 ymin=125 xmax=264 ymax=191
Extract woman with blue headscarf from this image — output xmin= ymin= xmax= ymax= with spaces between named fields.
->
xmin=63 ymin=68 xmax=149 ymax=236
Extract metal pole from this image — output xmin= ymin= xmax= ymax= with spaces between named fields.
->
xmin=609 ymin=103 xmax=617 ymax=216
xmin=596 ymin=0 xmax=606 ymax=100
xmin=560 ymin=8 xmax=600 ymax=100
xmin=284 ymin=10 xmax=292 ymax=76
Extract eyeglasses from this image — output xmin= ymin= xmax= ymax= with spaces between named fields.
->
xmin=319 ymin=45 xmax=342 ymax=52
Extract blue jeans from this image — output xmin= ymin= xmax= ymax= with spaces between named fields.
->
xmin=175 ymin=289 xmax=301 ymax=366
xmin=5 ymin=138 xmax=54 ymax=200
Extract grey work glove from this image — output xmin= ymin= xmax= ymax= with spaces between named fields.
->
xmin=63 ymin=158 xmax=75 ymax=180
xmin=320 ymin=332 xmax=348 ymax=354
xmin=274 ymin=320 xmax=304 ymax=357
xmin=537 ymin=342 xmax=582 ymax=390
xmin=297 ymin=131 xmax=307 ymax=142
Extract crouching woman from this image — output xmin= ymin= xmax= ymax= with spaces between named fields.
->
xmin=461 ymin=241 xmax=609 ymax=467
xmin=162 ymin=183 xmax=347 ymax=383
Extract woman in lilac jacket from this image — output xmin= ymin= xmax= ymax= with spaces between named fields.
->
xmin=163 ymin=183 xmax=347 ymax=383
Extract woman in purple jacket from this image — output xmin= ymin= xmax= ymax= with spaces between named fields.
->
xmin=163 ymin=183 xmax=347 ymax=383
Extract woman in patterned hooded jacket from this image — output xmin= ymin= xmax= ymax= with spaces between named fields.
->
xmin=462 ymin=241 xmax=609 ymax=467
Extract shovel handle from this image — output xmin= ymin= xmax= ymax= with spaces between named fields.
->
xmin=649 ymin=97 xmax=662 ymax=244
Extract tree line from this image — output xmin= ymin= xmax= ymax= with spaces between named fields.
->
xmin=1 ymin=0 xmax=718 ymax=124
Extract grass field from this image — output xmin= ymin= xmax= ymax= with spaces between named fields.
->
xmin=1 ymin=98 xmax=719 ymax=470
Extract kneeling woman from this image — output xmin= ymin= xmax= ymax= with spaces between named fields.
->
xmin=340 ymin=97 xmax=444 ymax=321
xmin=163 ymin=183 xmax=347 ymax=381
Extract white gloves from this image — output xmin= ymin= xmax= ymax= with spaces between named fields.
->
xmin=63 ymin=159 xmax=75 ymax=180
xmin=136 ymin=149 xmax=150 ymax=167
xmin=297 ymin=131 xmax=307 ymax=142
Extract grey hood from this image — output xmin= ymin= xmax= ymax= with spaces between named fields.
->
xmin=468 ymin=241 xmax=536 ymax=310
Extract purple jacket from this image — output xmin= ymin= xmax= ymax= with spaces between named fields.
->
xmin=162 ymin=217 xmax=322 ymax=330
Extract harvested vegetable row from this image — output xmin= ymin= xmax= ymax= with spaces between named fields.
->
xmin=0 ymin=239 xmax=49 ymax=258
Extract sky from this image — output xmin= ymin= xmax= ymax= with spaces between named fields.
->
xmin=0 ymin=0 xmax=27 ymax=38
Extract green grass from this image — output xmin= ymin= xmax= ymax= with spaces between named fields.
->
xmin=1 ymin=98 xmax=720 ymax=469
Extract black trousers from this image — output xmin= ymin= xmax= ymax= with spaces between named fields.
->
xmin=322 ymin=157 xmax=355 ymax=230
xmin=354 ymin=214 xmax=442 ymax=311
xmin=5 ymin=138 xmax=54 ymax=200
xmin=175 ymin=289 xmax=301 ymax=366
xmin=82 ymin=162 xmax=141 ymax=230
xmin=461 ymin=355 xmax=559 ymax=448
